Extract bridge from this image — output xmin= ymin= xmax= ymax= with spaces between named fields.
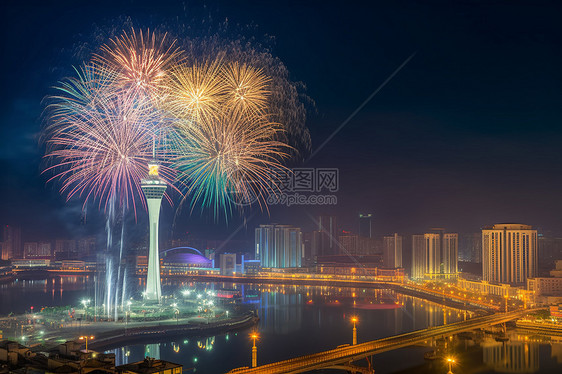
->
xmin=227 ymin=308 xmax=540 ymax=374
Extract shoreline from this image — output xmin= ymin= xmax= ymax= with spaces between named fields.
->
xmin=88 ymin=311 xmax=258 ymax=350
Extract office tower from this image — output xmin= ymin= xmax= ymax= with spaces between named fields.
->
xmin=302 ymin=231 xmax=318 ymax=266
xmin=411 ymin=234 xmax=426 ymax=279
xmin=482 ymin=223 xmax=538 ymax=285
xmin=1 ymin=225 xmax=21 ymax=260
xmin=318 ymin=215 xmax=338 ymax=256
xmin=383 ymin=233 xmax=402 ymax=268
xmin=77 ymin=236 xmax=96 ymax=257
xmin=359 ymin=213 xmax=373 ymax=238
xmin=255 ymin=224 xmax=302 ymax=268
xmin=23 ymin=242 xmax=38 ymax=258
xmin=425 ymin=229 xmax=458 ymax=277
xmin=141 ymin=160 xmax=167 ymax=302
xmin=23 ymin=241 xmax=51 ymax=258
xmin=54 ymin=239 xmax=77 ymax=259
xmin=338 ymin=234 xmax=359 ymax=255
xmin=410 ymin=229 xmax=458 ymax=279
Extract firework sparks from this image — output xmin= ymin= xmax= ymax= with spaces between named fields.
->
xmin=170 ymin=110 xmax=289 ymax=214
xmin=44 ymin=28 xmax=309 ymax=216
xmin=44 ymin=64 xmax=174 ymax=213
xmin=93 ymin=28 xmax=182 ymax=99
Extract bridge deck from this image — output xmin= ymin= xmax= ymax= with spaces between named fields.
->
xmin=227 ymin=309 xmax=539 ymax=374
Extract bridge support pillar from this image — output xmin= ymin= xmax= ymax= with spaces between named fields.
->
xmin=252 ymin=345 xmax=257 ymax=367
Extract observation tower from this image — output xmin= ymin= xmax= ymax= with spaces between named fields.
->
xmin=141 ymin=160 xmax=167 ymax=302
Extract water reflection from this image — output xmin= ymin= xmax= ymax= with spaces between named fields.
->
xmin=483 ymin=340 xmax=539 ymax=373
xmin=102 ymin=281 xmax=468 ymax=372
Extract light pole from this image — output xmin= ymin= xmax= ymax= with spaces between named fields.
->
xmin=79 ymin=335 xmax=94 ymax=352
xmin=351 ymin=317 xmax=358 ymax=345
xmin=250 ymin=332 xmax=259 ymax=367
xmin=446 ymin=357 xmax=455 ymax=374
xmin=81 ymin=299 xmax=91 ymax=321
xmin=504 ymin=295 xmax=509 ymax=313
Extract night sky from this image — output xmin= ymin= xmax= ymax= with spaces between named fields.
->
xmin=2 ymin=0 xmax=562 ymax=242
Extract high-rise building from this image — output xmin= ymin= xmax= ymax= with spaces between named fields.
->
xmin=359 ymin=213 xmax=373 ymax=238
xmin=482 ymin=223 xmax=538 ymax=285
xmin=411 ymin=234 xmax=426 ymax=279
xmin=1 ymin=225 xmax=21 ymax=260
xmin=141 ymin=160 xmax=168 ymax=302
xmin=459 ymin=233 xmax=483 ymax=263
xmin=383 ymin=233 xmax=402 ymax=268
xmin=23 ymin=242 xmax=38 ymax=259
xmin=410 ymin=229 xmax=458 ymax=279
xmin=77 ymin=236 xmax=96 ymax=257
xmin=318 ymin=215 xmax=338 ymax=256
xmin=426 ymin=229 xmax=458 ymax=277
xmin=255 ymin=224 xmax=302 ymax=268
xmin=54 ymin=239 xmax=77 ymax=259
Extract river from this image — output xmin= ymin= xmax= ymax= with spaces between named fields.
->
xmin=1 ymin=276 xmax=561 ymax=374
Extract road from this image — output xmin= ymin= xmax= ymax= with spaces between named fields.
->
xmin=227 ymin=308 xmax=541 ymax=374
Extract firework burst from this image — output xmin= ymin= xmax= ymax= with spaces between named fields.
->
xmin=44 ymin=28 xmax=309 ymax=217
xmin=170 ymin=109 xmax=289 ymax=214
xmin=93 ymin=28 xmax=182 ymax=99
xmin=44 ymin=63 xmax=174 ymax=213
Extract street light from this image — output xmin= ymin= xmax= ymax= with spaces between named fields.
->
xmin=250 ymin=332 xmax=259 ymax=367
xmin=79 ymin=335 xmax=95 ymax=352
xmin=351 ymin=316 xmax=358 ymax=345
xmin=81 ymin=299 xmax=91 ymax=321
xmin=446 ymin=357 xmax=456 ymax=374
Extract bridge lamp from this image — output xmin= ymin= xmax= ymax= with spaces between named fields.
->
xmin=250 ymin=332 xmax=259 ymax=368
xmin=351 ymin=317 xmax=358 ymax=345
xmin=446 ymin=357 xmax=456 ymax=374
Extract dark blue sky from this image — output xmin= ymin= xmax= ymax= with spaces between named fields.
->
xmin=2 ymin=0 xmax=562 ymax=241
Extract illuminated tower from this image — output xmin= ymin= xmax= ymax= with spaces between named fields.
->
xmin=142 ymin=160 xmax=167 ymax=302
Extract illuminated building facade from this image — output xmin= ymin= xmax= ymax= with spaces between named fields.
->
xmin=255 ymin=224 xmax=302 ymax=268
xmin=383 ymin=233 xmax=402 ymax=268
xmin=482 ymin=223 xmax=537 ymax=285
xmin=410 ymin=229 xmax=458 ymax=279
xmin=141 ymin=161 xmax=167 ymax=302
xmin=411 ymin=234 xmax=426 ymax=279
xmin=23 ymin=242 xmax=52 ymax=258
xmin=427 ymin=230 xmax=458 ymax=277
